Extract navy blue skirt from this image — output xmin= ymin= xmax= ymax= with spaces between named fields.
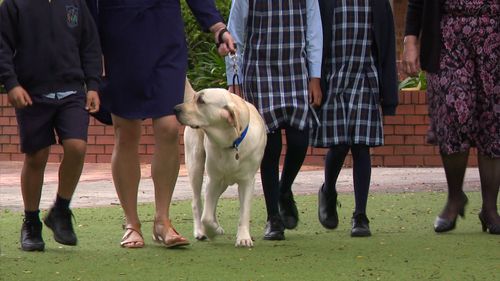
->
xmin=98 ymin=0 xmax=187 ymax=119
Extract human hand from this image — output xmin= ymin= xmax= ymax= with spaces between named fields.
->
xmin=210 ymin=22 xmax=236 ymax=56
xmin=7 ymin=86 xmax=32 ymax=108
xmin=216 ymin=29 xmax=236 ymax=56
xmin=402 ymin=35 xmax=421 ymax=76
xmin=86 ymin=90 xmax=100 ymax=113
xmin=308 ymin=78 xmax=322 ymax=108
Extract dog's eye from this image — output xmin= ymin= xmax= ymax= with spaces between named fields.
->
xmin=197 ymin=97 xmax=205 ymax=105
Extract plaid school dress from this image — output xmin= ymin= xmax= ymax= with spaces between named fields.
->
xmin=242 ymin=0 xmax=310 ymax=133
xmin=312 ymin=0 xmax=384 ymax=147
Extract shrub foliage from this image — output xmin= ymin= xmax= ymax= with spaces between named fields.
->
xmin=182 ymin=0 xmax=232 ymax=90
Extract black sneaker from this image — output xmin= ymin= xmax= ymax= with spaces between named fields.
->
xmin=351 ymin=213 xmax=371 ymax=237
xmin=263 ymin=215 xmax=285 ymax=240
xmin=20 ymin=219 xmax=45 ymax=251
xmin=43 ymin=208 xmax=77 ymax=246
xmin=279 ymin=191 xmax=299 ymax=229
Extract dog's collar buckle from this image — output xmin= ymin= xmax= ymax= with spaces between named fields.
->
xmin=231 ymin=125 xmax=249 ymax=160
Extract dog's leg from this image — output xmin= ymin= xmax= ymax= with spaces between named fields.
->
xmin=201 ymin=178 xmax=226 ymax=239
xmin=235 ymin=178 xmax=255 ymax=247
xmin=184 ymin=128 xmax=207 ymax=240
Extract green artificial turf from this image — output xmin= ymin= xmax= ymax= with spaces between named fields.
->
xmin=1 ymin=192 xmax=499 ymax=281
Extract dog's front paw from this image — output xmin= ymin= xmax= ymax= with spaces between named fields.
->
xmin=203 ymin=221 xmax=224 ymax=239
xmin=195 ymin=233 xmax=208 ymax=241
xmin=235 ymin=236 xmax=254 ymax=248
xmin=193 ymin=225 xmax=208 ymax=240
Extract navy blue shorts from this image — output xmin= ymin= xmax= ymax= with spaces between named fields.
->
xmin=15 ymin=93 xmax=89 ymax=154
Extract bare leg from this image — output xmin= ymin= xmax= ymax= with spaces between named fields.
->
xmin=150 ymin=115 xmax=188 ymax=247
xmin=21 ymin=148 xmax=50 ymax=211
xmin=20 ymin=148 xmax=49 ymax=251
xmin=478 ymin=154 xmax=500 ymax=225
xmin=40 ymin=139 xmax=86 ymax=246
xmin=151 ymin=115 xmax=180 ymax=224
xmin=58 ymin=139 xmax=87 ymax=199
xmin=111 ymin=115 xmax=142 ymax=228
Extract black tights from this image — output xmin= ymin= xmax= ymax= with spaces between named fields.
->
xmin=260 ymin=126 xmax=309 ymax=219
xmin=324 ymin=144 xmax=371 ymax=214
xmin=440 ymin=151 xmax=500 ymax=222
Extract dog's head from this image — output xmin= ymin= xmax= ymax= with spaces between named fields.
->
xmin=174 ymin=81 xmax=249 ymax=138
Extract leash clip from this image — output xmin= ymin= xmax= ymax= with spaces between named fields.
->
xmin=229 ymin=52 xmax=239 ymax=75
xmin=229 ymin=52 xmax=242 ymax=96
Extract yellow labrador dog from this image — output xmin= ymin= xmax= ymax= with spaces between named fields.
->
xmin=174 ymin=80 xmax=266 ymax=247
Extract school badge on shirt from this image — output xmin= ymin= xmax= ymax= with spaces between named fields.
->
xmin=66 ymin=5 xmax=79 ymax=28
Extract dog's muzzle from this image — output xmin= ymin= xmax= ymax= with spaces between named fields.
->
xmin=173 ymin=104 xmax=185 ymax=124
xmin=173 ymin=104 xmax=182 ymax=117
xmin=173 ymin=105 xmax=200 ymax=129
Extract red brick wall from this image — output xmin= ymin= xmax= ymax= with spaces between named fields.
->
xmin=0 ymin=91 xmax=478 ymax=167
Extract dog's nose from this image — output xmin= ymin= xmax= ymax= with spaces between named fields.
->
xmin=173 ymin=105 xmax=182 ymax=116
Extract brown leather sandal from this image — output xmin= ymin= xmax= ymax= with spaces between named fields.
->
xmin=121 ymin=224 xmax=144 ymax=248
xmin=152 ymin=220 xmax=189 ymax=248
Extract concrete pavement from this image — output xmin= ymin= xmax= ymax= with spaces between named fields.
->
xmin=0 ymin=161 xmax=482 ymax=211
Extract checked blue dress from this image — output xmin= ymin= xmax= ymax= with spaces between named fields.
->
xmin=242 ymin=0 xmax=311 ymax=133
xmin=312 ymin=0 xmax=384 ymax=147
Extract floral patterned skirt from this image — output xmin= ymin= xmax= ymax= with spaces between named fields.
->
xmin=426 ymin=0 xmax=499 ymax=157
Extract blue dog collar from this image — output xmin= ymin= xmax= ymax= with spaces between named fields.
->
xmin=232 ymin=125 xmax=249 ymax=149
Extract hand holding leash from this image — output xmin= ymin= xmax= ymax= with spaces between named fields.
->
xmin=212 ymin=24 xmax=236 ymax=56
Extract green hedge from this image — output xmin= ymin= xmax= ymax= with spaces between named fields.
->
xmin=182 ymin=0 xmax=232 ymax=90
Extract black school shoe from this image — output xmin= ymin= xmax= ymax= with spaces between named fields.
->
xmin=20 ymin=219 xmax=45 ymax=251
xmin=263 ymin=215 xmax=285 ymax=240
xmin=43 ymin=207 xmax=77 ymax=246
xmin=279 ymin=191 xmax=299 ymax=229
xmin=351 ymin=213 xmax=371 ymax=237
xmin=318 ymin=184 xmax=339 ymax=229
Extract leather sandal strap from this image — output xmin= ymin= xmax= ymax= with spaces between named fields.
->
xmin=121 ymin=227 xmax=144 ymax=247
xmin=122 ymin=223 xmax=142 ymax=231
xmin=123 ymin=226 xmax=143 ymax=236
xmin=170 ymin=227 xmax=180 ymax=235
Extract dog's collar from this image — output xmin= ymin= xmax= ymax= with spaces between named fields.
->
xmin=232 ymin=125 xmax=249 ymax=150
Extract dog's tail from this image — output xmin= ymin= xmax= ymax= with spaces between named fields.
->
xmin=184 ymin=78 xmax=196 ymax=103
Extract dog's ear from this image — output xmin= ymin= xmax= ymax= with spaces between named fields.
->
xmin=184 ymin=78 xmax=196 ymax=102
xmin=223 ymin=103 xmax=242 ymax=136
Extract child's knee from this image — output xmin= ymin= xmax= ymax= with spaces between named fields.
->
xmin=24 ymin=148 xmax=50 ymax=168
xmin=62 ymin=139 xmax=87 ymax=158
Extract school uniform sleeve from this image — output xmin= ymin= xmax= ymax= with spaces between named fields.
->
xmin=186 ymin=0 xmax=224 ymax=32
xmin=225 ymin=0 xmax=248 ymax=85
xmin=404 ymin=0 xmax=423 ymax=36
xmin=85 ymin=0 xmax=99 ymax=24
xmin=79 ymin=0 xmax=102 ymax=92
xmin=0 ymin=0 xmax=20 ymax=92
xmin=306 ymin=0 xmax=323 ymax=78
xmin=378 ymin=0 xmax=398 ymax=116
